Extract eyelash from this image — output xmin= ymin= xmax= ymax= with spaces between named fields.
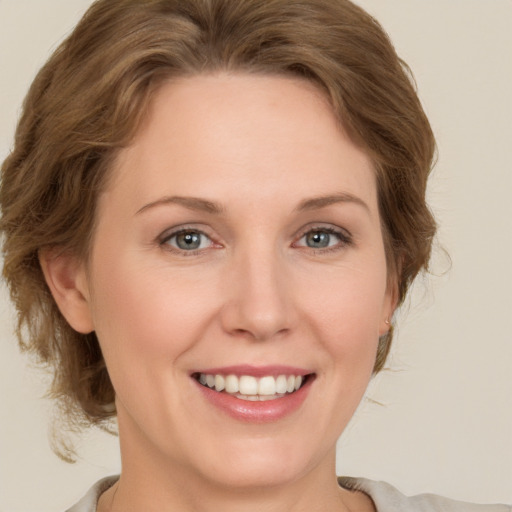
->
xmin=159 ymin=227 xmax=216 ymax=256
xmin=293 ymin=226 xmax=353 ymax=254
xmin=159 ymin=225 xmax=353 ymax=256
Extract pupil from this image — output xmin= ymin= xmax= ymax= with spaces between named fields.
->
xmin=307 ymin=231 xmax=329 ymax=248
xmin=177 ymin=232 xmax=200 ymax=250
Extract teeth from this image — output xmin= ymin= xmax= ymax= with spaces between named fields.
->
xmin=275 ymin=375 xmax=288 ymax=394
xmin=197 ymin=372 xmax=307 ymax=399
xmin=238 ymin=394 xmax=282 ymax=401
xmin=286 ymin=375 xmax=295 ymax=393
xmin=258 ymin=376 xmax=276 ymax=395
xmin=225 ymin=374 xmax=239 ymax=393
xmin=214 ymin=374 xmax=225 ymax=392
xmin=239 ymin=375 xmax=258 ymax=395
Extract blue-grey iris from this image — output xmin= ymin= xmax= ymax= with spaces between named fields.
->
xmin=176 ymin=232 xmax=202 ymax=250
xmin=306 ymin=231 xmax=331 ymax=248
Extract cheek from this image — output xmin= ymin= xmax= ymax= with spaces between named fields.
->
xmin=87 ymin=258 xmax=223 ymax=436
xmin=88 ymin=253 xmax=219 ymax=369
xmin=300 ymin=260 xmax=388 ymax=364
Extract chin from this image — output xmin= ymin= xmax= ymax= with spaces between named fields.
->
xmin=186 ymin=435 xmax=326 ymax=491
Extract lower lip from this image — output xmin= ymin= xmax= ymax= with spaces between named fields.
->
xmin=194 ymin=377 xmax=314 ymax=423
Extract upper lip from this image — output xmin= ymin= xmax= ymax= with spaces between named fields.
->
xmin=192 ymin=364 xmax=313 ymax=378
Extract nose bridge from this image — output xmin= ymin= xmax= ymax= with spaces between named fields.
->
xmin=222 ymin=238 xmax=294 ymax=340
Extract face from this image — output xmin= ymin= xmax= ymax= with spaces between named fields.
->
xmin=76 ymin=74 xmax=395 ymax=489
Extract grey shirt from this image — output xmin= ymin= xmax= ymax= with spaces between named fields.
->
xmin=66 ymin=475 xmax=511 ymax=512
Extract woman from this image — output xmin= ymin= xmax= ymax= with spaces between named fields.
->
xmin=0 ymin=1 xmax=509 ymax=511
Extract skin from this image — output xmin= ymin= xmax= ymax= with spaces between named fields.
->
xmin=42 ymin=73 xmax=396 ymax=512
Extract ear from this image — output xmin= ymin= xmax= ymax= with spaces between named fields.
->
xmin=379 ymin=275 xmax=399 ymax=336
xmin=39 ymin=248 xmax=94 ymax=334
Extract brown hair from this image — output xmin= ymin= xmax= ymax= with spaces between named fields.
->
xmin=0 ymin=0 xmax=436 ymax=449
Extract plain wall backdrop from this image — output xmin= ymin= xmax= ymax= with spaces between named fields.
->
xmin=0 ymin=1 xmax=511 ymax=511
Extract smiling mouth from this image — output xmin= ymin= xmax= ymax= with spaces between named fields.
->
xmin=192 ymin=373 xmax=313 ymax=401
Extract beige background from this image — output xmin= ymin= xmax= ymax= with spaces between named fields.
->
xmin=0 ymin=1 xmax=511 ymax=510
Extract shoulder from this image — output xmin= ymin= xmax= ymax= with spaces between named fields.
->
xmin=339 ymin=477 xmax=511 ymax=512
xmin=65 ymin=476 xmax=119 ymax=512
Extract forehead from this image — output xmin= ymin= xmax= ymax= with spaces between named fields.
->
xmin=105 ymin=73 xmax=377 ymax=214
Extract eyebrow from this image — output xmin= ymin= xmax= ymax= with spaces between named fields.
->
xmin=136 ymin=192 xmax=369 ymax=216
xmin=295 ymin=193 xmax=370 ymax=213
xmin=136 ymin=196 xmax=224 ymax=215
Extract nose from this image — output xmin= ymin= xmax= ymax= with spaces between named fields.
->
xmin=220 ymin=247 xmax=296 ymax=341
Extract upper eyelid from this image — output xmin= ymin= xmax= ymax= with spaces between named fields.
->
xmin=295 ymin=223 xmax=352 ymax=240
xmin=159 ymin=225 xmax=214 ymax=243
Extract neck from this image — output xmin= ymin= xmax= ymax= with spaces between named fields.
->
xmin=106 ymin=473 xmax=350 ymax=512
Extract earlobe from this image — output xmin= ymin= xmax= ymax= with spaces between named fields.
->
xmin=379 ymin=278 xmax=399 ymax=336
xmin=379 ymin=317 xmax=392 ymax=337
xmin=39 ymin=248 xmax=94 ymax=334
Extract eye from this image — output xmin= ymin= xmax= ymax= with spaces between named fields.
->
xmin=295 ymin=227 xmax=351 ymax=251
xmin=161 ymin=229 xmax=213 ymax=252
xmin=304 ymin=230 xmax=335 ymax=249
